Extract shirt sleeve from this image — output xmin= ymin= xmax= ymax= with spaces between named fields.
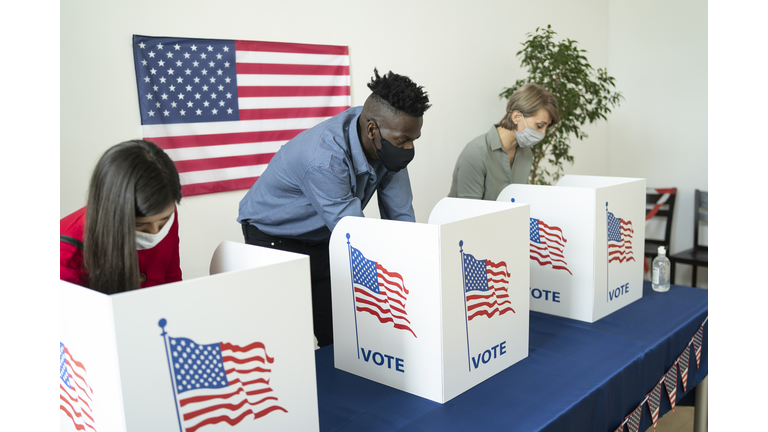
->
xmin=60 ymin=242 xmax=86 ymax=287
xmin=299 ymin=158 xmax=365 ymax=234
xmin=453 ymin=144 xmax=488 ymax=199
xmin=376 ymin=168 xmax=416 ymax=222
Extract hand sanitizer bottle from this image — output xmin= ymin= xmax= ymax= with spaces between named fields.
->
xmin=652 ymin=246 xmax=670 ymax=292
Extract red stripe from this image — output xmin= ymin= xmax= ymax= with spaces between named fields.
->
xmin=252 ymin=401 xmax=288 ymax=419
xmin=174 ymin=153 xmax=275 ymax=173
xmin=147 ymin=129 xmax=305 ymax=150
xmin=235 ymin=40 xmax=348 ymax=55
xmin=224 ymin=365 xmax=271 ymax=375
xmin=222 ymin=340 xmax=272 ymax=355
xmin=238 ymin=86 xmax=350 ymax=97
xmin=181 ymin=177 xmax=258 ymax=196
xmin=468 ymin=306 xmax=515 ymax=320
xmin=236 ymin=63 xmax=349 ymax=76
xmin=59 ymin=405 xmax=87 ymax=431
xmin=186 ymin=409 xmax=254 ymax=432
xmin=221 ymin=354 xmax=270 ymax=365
xmin=239 ymin=106 xmax=348 ymax=121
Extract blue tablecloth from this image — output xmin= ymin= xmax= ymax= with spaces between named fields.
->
xmin=315 ymin=282 xmax=708 ymax=432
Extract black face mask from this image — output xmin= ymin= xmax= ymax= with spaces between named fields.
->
xmin=373 ymin=121 xmax=414 ymax=172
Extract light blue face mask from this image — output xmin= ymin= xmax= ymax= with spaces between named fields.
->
xmin=513 ymin=113 xmax=545 ymax=148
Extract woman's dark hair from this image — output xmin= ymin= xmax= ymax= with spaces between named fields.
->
xmin=83 ymin=140 xmax=181 ymax=294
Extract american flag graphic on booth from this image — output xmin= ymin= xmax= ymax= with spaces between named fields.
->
xmin=462 ymin=247 xmax=515 ymax=321
xmin=60 ymin=342 xmax=96 ymax=432
xmin=133 ymin=35 xmax=351 ymax=196
xmin=529 ymin=217 xmax=572 ymax=275
xmin=350 ymin=245 xmax=417 ymax=338
xmin=168 ymin=336 xmax=287 ymax=432
xmin=607 ymin=209 xmax=635 ymax=263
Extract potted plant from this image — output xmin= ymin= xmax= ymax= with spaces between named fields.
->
xmin=500 ymin=25 xmax=624 ymax=185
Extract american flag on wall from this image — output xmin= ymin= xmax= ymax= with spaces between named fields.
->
xmin=132 ymin=35 xmax=351 ymax=196
xmin=529 ymin=217 xmax=572 ymax=275
xmin=461 ymin=248 xmax=515 ymax=321
xmin=167 ymin=337 xmax=286 ymax=432
xmin=607 ymin=209 xmax=635 ymax=263
xmin=350 ymin=245 xmax=417 ymax=338
xmin=60 ymin=342 xmax=96 ymax=432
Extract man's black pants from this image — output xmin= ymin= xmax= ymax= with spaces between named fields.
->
xmin=241 ymin=224 xmax=334 ymax=347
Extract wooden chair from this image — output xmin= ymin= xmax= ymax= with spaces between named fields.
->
xmin=644 ymin=188 xmax=677 ymax=273
xmin=669 ymin=190 xmax=708 ymax=287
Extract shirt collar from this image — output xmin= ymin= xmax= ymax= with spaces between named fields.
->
xmin=488 ymin=125 xmax=504 ymax=151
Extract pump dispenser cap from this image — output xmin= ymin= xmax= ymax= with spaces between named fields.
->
xmin=658 ymin=246 xmax=666 ymax=255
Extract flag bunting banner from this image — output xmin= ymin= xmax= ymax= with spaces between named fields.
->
xmin=60 ymin=342 xmax=97 ymax=432
xmin=610 ymin=317 xmax=707 ymax=432
xmin=132 ymin=35 xmax=351 ymax=196
xmin=693 ymin=324 xmax=704 ymax=369
xmin=350 ymin=245 xmax=417 ymax=338
xmin=679 ymin=345 xmax=690 ymax=393
xmin=167 ymin=336 xmax=287 ymax=432
xmin=529 ymin=217 xmax=572 ymax=275
xmin=664 ymin=356 xmax=678 ymax=413
xmin=647 ymin=381 xmax=663 ymax=431
xmin=626 ymin=405 xmax=642 ymax=432
xmin=461 ymin=249 xmax=515 ymax=321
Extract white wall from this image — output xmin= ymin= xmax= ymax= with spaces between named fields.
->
xmin=61 ymin=0 xmax=613 ymax=279
xmin=607 ymin=0 xmax=708 ymax=287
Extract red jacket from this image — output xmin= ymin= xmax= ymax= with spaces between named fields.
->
xmin=60 ymin=206 xmax=182 ymax=290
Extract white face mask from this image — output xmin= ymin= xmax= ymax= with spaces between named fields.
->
xmin=514 ymin=113 xmax=545 ymax=148
xmin=135 ymin=211 xmax=174 ymax=250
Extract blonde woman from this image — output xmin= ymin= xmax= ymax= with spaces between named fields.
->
xmin=448 ymin=83 xmax=560 ymax=200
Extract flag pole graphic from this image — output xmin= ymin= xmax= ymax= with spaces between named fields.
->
xmin=347 ymin=233 xmax=361 ymax=359
xmin=460 ymin=240 xmax=472 ymax=372
xmin=606 ymin=202 xmax=609 ymax=303
xmin=159 ymin=319 xmax=184 ymax=432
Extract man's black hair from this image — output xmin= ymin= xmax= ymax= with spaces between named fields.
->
xmin=367 ymin=68 xmax=431 ymax=117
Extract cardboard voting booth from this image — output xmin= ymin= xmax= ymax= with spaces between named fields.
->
xmin=329 ymin=198 xmax=530 ymax=403
xmin=496 ymin=175 xmax=646 ymax=323
xmin=60 ymin=241 xmax=319 ymax=432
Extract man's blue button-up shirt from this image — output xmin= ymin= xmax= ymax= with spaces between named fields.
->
xmin=237 ymin=106 xmax=416 ymax=242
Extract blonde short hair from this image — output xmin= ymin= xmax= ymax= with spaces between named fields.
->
xmin=499 ymin=83 xmax=560 ymax=130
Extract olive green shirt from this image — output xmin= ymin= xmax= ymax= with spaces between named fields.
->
xmin=447 ymin=125 xmax=533 ymax=201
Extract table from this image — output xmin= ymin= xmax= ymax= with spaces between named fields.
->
xmin=315 ymin=282 xmax=708 ymax=432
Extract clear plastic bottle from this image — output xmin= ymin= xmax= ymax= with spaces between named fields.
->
xmin=652 ymin=246 xmax=671 ymax=292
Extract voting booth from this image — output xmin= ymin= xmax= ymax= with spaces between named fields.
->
xmin=496 ymin=175 xmax=646 ymax=323
xmin=60 ymin=242 xmax=319 ymax=432
xmin=329 ymin=198 xmax=530 ymax=403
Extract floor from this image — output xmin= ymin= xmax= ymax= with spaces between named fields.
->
xmin=644 ymin=406 xmax=695 ymax=432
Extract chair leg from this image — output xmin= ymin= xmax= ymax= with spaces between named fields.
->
xmin=692 ymin=266 xmax=698 ymax=288
xmin=670 ymin=261 xmax=676 ymax=285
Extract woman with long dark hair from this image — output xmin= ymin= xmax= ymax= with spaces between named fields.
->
xmin=60 ymin=140 xmax=182 ymax=294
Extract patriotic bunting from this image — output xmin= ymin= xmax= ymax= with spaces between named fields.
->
xmin=627 ymin=405 xmax=642 ymax=432
xmin=664 ymin=359 xmax=678 ymax=412
xmin=647 ymin=381 xmax=662 ymax=431
xmin=611 ymin=317 xmax=706 ymax=432
xmin=693 ymin=325 xmax=704 ymax=368
xmin=679 ymin=345 xmax=690 ymax=393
